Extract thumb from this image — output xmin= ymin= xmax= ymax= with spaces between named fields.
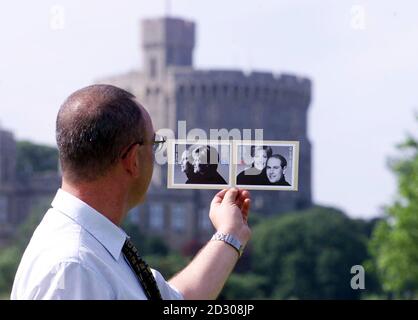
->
xmin=222 ymin=188 xmax=239 ymax=205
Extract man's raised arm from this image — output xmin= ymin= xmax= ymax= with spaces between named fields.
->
xmin=168 ymin=188 xmax=251 ymax=300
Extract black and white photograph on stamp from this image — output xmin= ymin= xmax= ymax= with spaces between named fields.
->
xmin=234 ymin=141 xmax=299 ymax=191
xmin=168 ymin=141 xmax=232 ymax=189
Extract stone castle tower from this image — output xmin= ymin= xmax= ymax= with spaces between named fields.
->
xmin=99 ymin=16 xmax=312 ymax=250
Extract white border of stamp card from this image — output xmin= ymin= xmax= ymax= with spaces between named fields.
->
xmin=232 ymin=140 xmax=299 ymax=191
xmin=167 ymin=139 xmax=233 ymax=190
xmin=167 ymin=139 xmax=299 ymax=191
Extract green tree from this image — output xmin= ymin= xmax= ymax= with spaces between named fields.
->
xmin=0 ymin=246 xmax=21 ymax=299
xmin=122 ymin=220 xmax=169 ymax=256
xmin=251 ymin=206 xmax=372 ymax=299
xmin=144 ymin=254 xmax=189 ymax=279
xmin=369 ymin=127 xmax=418 ymax=298
xmin=0 ymin=197 xmax=56 ymax=298
xmin=16 ymin=141 xmax=58 ymax=177
xmin=220 ymin=273 xmax=268 ymax=300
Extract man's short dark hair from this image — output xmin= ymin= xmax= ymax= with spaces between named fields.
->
xmin=56 ymin=84 xmax=144 ymax=182
xmin=268 ymin=154 xmax=288 ymax=169
xmin=250 ymin=145 xmax=273 ymax=158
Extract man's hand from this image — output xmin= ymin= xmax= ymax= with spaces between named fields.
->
xmin=168 ymin=188 xmax=251 ymax=299
xmin=209 ymin=188 xmax=251 ymax=246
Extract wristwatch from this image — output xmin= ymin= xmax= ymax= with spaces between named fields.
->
xmin=211 ymin=231 xmax=244 ymax=257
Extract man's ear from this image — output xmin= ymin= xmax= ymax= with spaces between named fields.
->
xmin=283 ymin=166 xmax=287 ymax=174
xmin=121 ymin=145 xmax=140 ymax=178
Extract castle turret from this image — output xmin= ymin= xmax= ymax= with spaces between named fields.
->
xmin=141 ymin=17 xmax=195 ymax=79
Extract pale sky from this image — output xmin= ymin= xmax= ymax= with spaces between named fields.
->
xmin=1 ymin=0 xmax=417 ymax=219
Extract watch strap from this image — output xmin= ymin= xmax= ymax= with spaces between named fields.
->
xmin=211 ymin=231 xmax=244 ymax=257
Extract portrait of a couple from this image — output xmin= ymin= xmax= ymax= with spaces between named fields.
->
xmin=236 ymin=145 xmax=291 ymax=186
xmin=179 ymin=144 xmax=228 ymax=185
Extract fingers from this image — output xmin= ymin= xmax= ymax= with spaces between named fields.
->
xmin=238 ymin=190 xmax=250 ymax=204
xmin=211 ymin=188 xmax=251 ymax=210
xmin=238 ymin=190 xmax=251 ymax=223
xmin=215 ymin=189 xmax=229 ymax=198
xmin=236 ymin=189 xmax=251 ymax=210
xmin=242 ymin=198 xmax=251 ymax=223
xmin=241 ymin=190 xmax=250 ymax=199
xmin=210 ymin=189 xmax=228 ymax=207
xmin=222 ymin=188 xmax=239 ymax=205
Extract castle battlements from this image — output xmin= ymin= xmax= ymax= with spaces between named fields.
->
xmin=166 ymin=68 xmax=311 ymax=105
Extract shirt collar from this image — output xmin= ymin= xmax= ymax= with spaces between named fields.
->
xmin=51 ymin=188 xmax=127 ymax=261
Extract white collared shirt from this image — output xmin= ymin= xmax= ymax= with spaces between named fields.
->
xmin=11 ymin=189 xmax=184 ymax=300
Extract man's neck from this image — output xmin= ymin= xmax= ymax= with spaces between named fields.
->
xmin=61 ymin=177 xmax=129 ymax=226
